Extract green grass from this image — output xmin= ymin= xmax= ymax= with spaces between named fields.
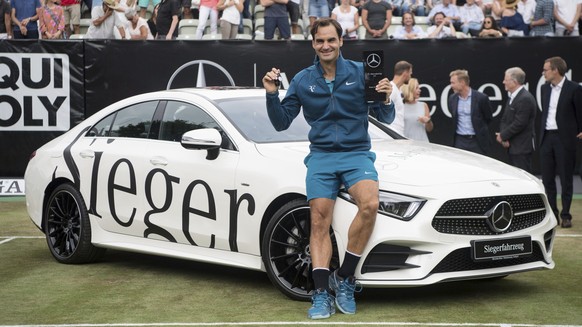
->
xmin=1 ymin=197 xmax=581 ymax=326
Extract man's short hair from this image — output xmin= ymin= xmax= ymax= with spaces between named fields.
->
xmin=394 ymin=61 xmax=412 ymax=76
xmin=450 ymin=69 xmax=470 ymax=85
xmin=310 ymin=18 xmax=343 ymax=40
xmin=505 ymin=67 xmax=526 ymax=85
xmin=545 ymin=56 xmax=567 ymax=76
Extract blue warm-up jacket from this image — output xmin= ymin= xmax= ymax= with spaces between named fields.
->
xmin=266 ymin=54 xmax=394 ymax=153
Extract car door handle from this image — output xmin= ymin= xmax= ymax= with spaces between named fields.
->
xmin=150 ymin=157 xmax=168 ymax=166
xmin=79 ymin=150 xmax=95 ymax=158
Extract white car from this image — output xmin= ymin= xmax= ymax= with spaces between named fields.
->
xmin=25 ymin=88 xmax=556 ymax=301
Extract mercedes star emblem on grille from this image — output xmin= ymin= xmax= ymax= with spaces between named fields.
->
xmin=487 ymin=201 xmax=513 ymax=232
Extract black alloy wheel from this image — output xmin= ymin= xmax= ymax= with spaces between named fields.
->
xmin=44 ymin=183 xmax=105 ymax=264
xmin=262 ymin=199 xmax=339 ymax=301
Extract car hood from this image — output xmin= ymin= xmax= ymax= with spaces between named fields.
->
xmin=255 ymin=139 xmax=533 ymax=187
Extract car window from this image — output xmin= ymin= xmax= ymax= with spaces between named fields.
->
xmin=159 ymin=101 xmax=220 ymax=142
xmin=88 ymin=101 xmax=158 ymax=138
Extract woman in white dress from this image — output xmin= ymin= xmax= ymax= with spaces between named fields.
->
xmin=401 ymin=78 xmax=433 ymax=142
xmin=331 ymin=0 xmax=360 ymax=39
xmin=119 ymin=8 xmax=154 ymax=39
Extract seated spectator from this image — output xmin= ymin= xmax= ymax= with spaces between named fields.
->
xmin=478 ymin=14 xmax=503 ymax=36
xmin=38 ymin=0 xmax=66 ymax=39
xmin=499 ymin=0 xmax=528 ymax=36
xmin=10 ymin=0 xmax=41 ymax=39
xmin=490 ymin=0 xmax=505 ymax=22
xmin=428 ymin=0 xmax=460 ymax=30
xmin=402 ymin=0 xmax=429 ymax=16
xmin=1 ymin=0 xmax=12 ymax=39
xmin=459 ymin=0 xmax=483 ymax=36
xmin=217 ymin=0 xmax=243 ymax=39
xmin=401 ymin=78 xmax=433 ymax=142
xmin=119 ymin=7 xmax=153 ymax=39
xmin=427 ymin=11 xmax=456 ymax=37
xmin=516 ymin=0 xmax=535 ymax=25
xmin=387 ymin=0 xmax=404 ymax=16
xmin=393 ymin=11 xmax=427 ymax=38
xmin=331 ymin=0 xmax=359 ymax=39
xmin=362 ymin=0 xmax=392 ymax=39
xmin=529 ymin=0 xmax=553 ymax=36
xmin=261 ymin=0 xmax=291 ymax=40
xmin=85 ymin=0 xmax=122 ymax=38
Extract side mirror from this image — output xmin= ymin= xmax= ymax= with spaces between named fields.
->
xmin=181 ymin=128 xmax=222 ymax=160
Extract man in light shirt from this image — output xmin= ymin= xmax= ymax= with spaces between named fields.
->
xmin=517 ymin=0 xmax=536 ymax=24
xmin=553 ymin=0 xmax=581 ymax=36
xmin=459 ymin=0 xmax=484 ymax=36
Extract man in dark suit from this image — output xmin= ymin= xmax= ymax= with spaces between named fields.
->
xmin=496 ymin=67 xmax=537 ymax=173
xmin=539 ymin=57 xmax=582 ymax=228
xmin=449 ymin=69 xmax=493 ymax=155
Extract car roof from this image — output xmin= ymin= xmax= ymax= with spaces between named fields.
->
xmin=169 ymin=87 xmax=279 ymax=101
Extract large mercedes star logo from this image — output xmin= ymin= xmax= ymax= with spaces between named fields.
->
xmin=366 ymin=53 xmax=381 ymax=68
xmin=486 ymin=201 xmax=513 ymax=232
xmin=166 ymin=60 xmax=236 ymax=90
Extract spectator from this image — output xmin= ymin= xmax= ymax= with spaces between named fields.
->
xmin=427 ymin=11 xmax=456 ymax=37
xmin=496 ymin=67 xmax=536 ymax=173
xmin=147 ymin=2 xmax=159 ymax=37
xmin=361 ymin=0 xmax=392 ymax=39
xmin=182 ymin=0 xmax=193 ymax=19
xmin=477 ymin=0 xmax=494 ymax=15
xmin=156 ymin=0 xmax=179 ymax=39
xmin=478 ymin=14 xmax=503 ymax=36
xmin=392 ymin=11 xmax=427 ymax=38
xmin=331 ymin=0 xmax=359 ymax=39
xmin=60 ymin=0 xmax=81 ymax=36
xmin=553 ymin=0 xmax=581 ymax=36
xmin=261 ymin=0 xmax=291 ymax=40
xmin=516 ymin=0 xmax=535 ymax=24
xmin=402 ymin=0 xmax=429 ymax=16
xmin=385 ymin=61 xmax=413 ymax=135
xmin=528 ymin=0 xmax=552 ymax=36
xmin=119 ymin=7 xmax=154 ymax=38
xmin=428 ymin=0 xmax=460 ymax=30
xmin=38 ymin=0 xmax=66 ymax=39
xmin=387 ymin=0 xmax=404 ymax=16
xmin=402 ymin=78 xmax=433 ymax=142
xmin=10 ymin=0 xmax=41 ymax=39
xmin=139 ymin=0 xmax=160 ymax=18
xmin=491 ymin=0 xmax=505 ymax=22
xmin=499 ymin=0 xmax=528 ymax=36
xmin=459 ymin=0 xmax=484 ymax=36
xmin=286 ymin=0 xmax=301 ymax=34
xmin=1 ymin=0 xmax=13 ymax=39
xmin=217 ymin=0 xmax=243 ymax=39
xmin=449 ymin=69 xmax=493 ymax=155
xmin=309 ymin=0 xmax=330 ymax=32
xmin=195 ymin=0 xmax=218 ymax=38
xmin=350 ymin=0 xmax=367 ymax=15
xmin=85 ymin=0 xmax=122 ymax=38
xmin=539 ymin=56 xmax=582 ymax=228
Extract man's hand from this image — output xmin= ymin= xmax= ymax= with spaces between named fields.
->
xmin=375 ymin=78 xmax=392 ymax=102
xmin=263 ymin=68 xmax=280 ymax=93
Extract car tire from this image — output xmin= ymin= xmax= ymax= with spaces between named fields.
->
xmin=44 ymin=183 xmax=105 ymax=264
xmin=261 ymin=198 xmax=339 ymax=301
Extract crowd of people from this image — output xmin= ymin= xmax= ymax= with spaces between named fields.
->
xmin=0 ymin=0 xmax=580 ymax=39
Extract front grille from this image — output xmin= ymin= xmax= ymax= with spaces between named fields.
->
xmin=432 ymin=194 xmax=546 ymax=235
xmin=430 ymin=242 xmax=547 ymax=274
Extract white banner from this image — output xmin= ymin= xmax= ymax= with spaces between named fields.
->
xmin=0 ymin=178 xmax=25 ymax=196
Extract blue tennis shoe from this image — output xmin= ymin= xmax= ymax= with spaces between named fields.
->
xmin=307 ymin=289 xmax=335 ymax=319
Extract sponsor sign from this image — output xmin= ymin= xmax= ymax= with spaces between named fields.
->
xmin=0 ymin=179 xmax=25 ymax=196
xmin=471 ymin=236 xmax=532 ymax=261
xmin=0 ymin=53 xmax=70 ymax=131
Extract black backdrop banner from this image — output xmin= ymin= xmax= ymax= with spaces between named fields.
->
xmin=1 ymin=37 xmax=582 ymax=178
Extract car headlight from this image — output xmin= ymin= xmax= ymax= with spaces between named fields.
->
xmin=339 ymin=190 xmax=426 ymax=221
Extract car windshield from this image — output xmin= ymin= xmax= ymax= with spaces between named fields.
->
xmin=216 ymin=97 xmax=392 ymax=143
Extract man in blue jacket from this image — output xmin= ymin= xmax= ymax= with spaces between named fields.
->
xmin=262 ymin=18 xmax=394 ymax=320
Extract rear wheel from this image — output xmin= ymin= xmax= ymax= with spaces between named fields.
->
xmin=44 ymin=183 xmax=105 ymax=264
xmin=262 ymin=199 xmax=339 ymax=301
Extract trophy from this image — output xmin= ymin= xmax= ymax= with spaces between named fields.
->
xmin=363 ymin=50 xmax=386 ymax=103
